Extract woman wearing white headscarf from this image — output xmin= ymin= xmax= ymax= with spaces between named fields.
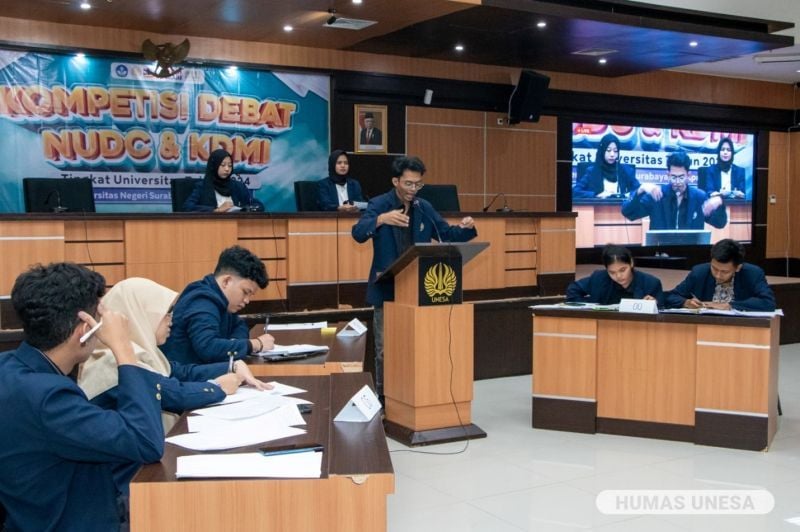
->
xmin=78 ymin=278 xmax=269 ymax=431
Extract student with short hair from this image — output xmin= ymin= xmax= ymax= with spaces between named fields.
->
xmin=0 ymin=263 xmax=164 ymax=531
xmin=161 ymin=245 xmax=274 ymax=365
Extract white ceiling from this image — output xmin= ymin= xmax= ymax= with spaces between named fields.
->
xmin=634 ymin=0 xmax=800 ymax=83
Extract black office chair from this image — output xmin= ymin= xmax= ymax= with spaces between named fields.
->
xmin=170 ymin=177 xmax=200 ymax=212
xmin=294 ymin=181 xmax=319 ymax=211
xmin=416 ymin=184 xmax=460 ymax=212
xmin=22 ymin=177 xmax=95 ymax=213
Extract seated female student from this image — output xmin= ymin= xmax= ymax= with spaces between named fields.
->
xmin=566 ymin=245 xmax=664 ymax=306
xmin=698 ymin=137 xmax=746 ymax=199
xmin=183 ymin=148 xmax=265 ymax=212
xmin=573 ymin=133 xmax=639 ymax=199
xmin=317 ymin=149 xmax=365 ymax=212
xmin=78 ymin=277 xmax=270 ymax=431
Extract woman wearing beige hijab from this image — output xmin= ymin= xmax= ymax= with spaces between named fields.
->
xmin=79 ymin=278 xmax=269 ymax=430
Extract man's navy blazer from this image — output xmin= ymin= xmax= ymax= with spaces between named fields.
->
xmin=0 ymin=342 xmax=163 ymax=531
xmin=352 ymin=190 xmax=477 ymax=307
xmin=316 ymin=177 xmax=365 ymax=211
xmin=161 ymin=274 xmax=252 ymax=364
xmin=621 ymin=185 xmax=727 ymax=230
xmin=665 ymin=262 xmax=776 ymax=311
xmin=566 ymin=269 xmax=664 ymax=306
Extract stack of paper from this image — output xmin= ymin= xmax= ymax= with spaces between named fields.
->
xmin=176 ymin=451 xmax=322 ymax=479
xmin=257 ymin=344 xmax=329 ymax=357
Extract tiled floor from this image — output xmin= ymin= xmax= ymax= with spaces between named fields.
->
xmin=386 ymin=344 xmax=800 ymax=531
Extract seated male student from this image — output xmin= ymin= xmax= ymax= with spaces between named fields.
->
xmin=161 ymin=245 xmax=275 ymax=365
xmin=0 ymin=263 xmax=164 ymax=531
xmin=621 ymin=150 xmax=727 ymax=230
xmin=665 ymin=238 xmax=776 ymax=311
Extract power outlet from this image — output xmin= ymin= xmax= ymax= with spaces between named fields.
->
xmin=769 ymin=194 xmax=777 ymax=204
xmin=496 ymin=117 xmax=505 ymax=126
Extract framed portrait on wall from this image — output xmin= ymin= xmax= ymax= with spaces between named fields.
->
xmin=354 ymin=104 xmax=387 ymax=154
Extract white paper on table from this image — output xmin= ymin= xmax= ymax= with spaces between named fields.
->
xmin=216 ymin=386 xmax=273 ymax=405
xmin=166 ymin=424 xmax=305 ymax=451
xmin=190 ymin=395 xmax=288 ymax=420
xmin=266 ymin=322 xmax=327 ymax=331
xmin=176 ymin=451 xmax=322 ymax=479
xmin=263 ymin=382 xmax=308 ymax=396
xmin=258 ymin=344 xmax=329 ymax=357
xmin=187 ymin=404 xmax=307 ymax=434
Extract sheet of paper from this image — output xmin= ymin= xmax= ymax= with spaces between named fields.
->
xmin=660 ymin=308 xmax=783 ymax=317
xmin=187 ymin=404 xmax=306 ymax=433
xmin=190 ymin=395 xmax=287 ymax=420
xmin=263 ymin=381 xmax=308 ymax=396
xmin=176 ymin=451 xmax=322 ymax=479
xmin=530 ymin=303 xmax=619 ymax=311
xmin=166 ymin=424 xmax=305 ymax=451
xmin=266 ymin=322 xmax=327 ymax=331
xmin=216 ymin=386 xmax=274 ymax=405
xmin=258 ymin=344 xmax=329 ymax=356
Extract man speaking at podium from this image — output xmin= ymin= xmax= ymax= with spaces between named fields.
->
xmin=352 ymin=156 xmax=477 ymax=403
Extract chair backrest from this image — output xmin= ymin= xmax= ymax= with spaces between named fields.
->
xmin=170 ymin=177 xmax=200 ymax=212
xmin=294 ymin=181 xmax=319 ymax=211
xmin=22 ymin=177 xmax=96 ymax=213
xmin=416 ymin=184 xmax=460 ymax=212
xmin=576 ymin=162 xmax=591 ymax=181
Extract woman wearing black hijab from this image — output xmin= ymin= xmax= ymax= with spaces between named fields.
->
xmin=316 ymin=150 xmax=365 ymax=212
xmin=183 ymin=148 xmax=264 ymax=212
xmin=573 ymin=133 xmax=639 ymax=199
xmin=698 ymin=137 xmax=746 ymax=199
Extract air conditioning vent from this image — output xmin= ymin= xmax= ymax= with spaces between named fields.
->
xmin=324 ymin=17 xmax=377 ymax=30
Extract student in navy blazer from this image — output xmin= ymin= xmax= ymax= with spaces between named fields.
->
xmin=317 ymin=150 xmax=365 ymax=212
xmin=0 ymin=263 xmax=164 ymax=531
xmin=573 ymin=133 xmax=640 ymax=199
xmin=621 ymin=150 xmax=727 ymax=230
xmin=566 ymin=245 xmax=664 ymax=306
xmin=162 ymin=246 xmax=275 ymax=365
xmin=183 ymin=148 xmax=264 ymax=212
xmin=698 ymin=138 xmax=747 ymax=199
xmin=352 ymin=156 xmax=477 ymax=397
xmin=665 ymin=239 xmax=775 ymax=311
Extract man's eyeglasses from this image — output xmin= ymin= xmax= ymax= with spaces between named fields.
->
xmin=399 ymin=181 xmax=425 ymax=191
xmin=668 ymin=174 xmax=688 ymax=182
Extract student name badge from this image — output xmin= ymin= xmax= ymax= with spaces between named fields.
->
xmin=334 ymin=385 xmax=381 ymax=423
xmin=336 ymin=318 xmax=368 ymax=337
xmin=619 ymin=298 xmax=658 ymax=314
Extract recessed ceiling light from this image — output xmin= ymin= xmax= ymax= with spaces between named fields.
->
xmin=226 ymin=66 xmax=238 ymax=73
xmin=598 ymin=58 xmax=607 ymax=64
xmin=536 ymin=21 xmax=547 ymax=29
xmin=80 ymin=1 xmax=91 ymax=9
xmin=454 ymin=44 xmax=464 ymax=52
xmin=283 ymin=25 xmax=293 ymax=32
xmin=75 ymin=52 xmax=86 ymax=59
xmin=689 ymin=40 xmax=698 ymax=47
xmin=352 ymin=0 xmax=362 ymax=3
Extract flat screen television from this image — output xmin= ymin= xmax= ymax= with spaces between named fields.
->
xmin=571 ymin=123 xmax=754 ymax=248
xmin=23 ymin=177 xmax=96 ymax=213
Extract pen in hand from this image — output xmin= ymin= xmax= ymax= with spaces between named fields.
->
xmin=689 ymin=293 xmax=705 ymax=309
xmin=228 ymin=352 xmax=234 ymax=373
xmin=79 ymin=319 xmax=103 ymax=344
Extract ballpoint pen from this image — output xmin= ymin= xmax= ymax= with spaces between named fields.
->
xmin=260 ymin=444 xmax=324 ymax=457
xmin=264 ymin=314 xmax=270 ymax=333
xmin=228 ymin=352 xmax=234 ymax=373
xmin=79 ymin=320 xmax=103 ymax=344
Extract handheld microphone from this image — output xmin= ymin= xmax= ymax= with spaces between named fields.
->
xmin=45 ymin=189 xmax=68 ymax=213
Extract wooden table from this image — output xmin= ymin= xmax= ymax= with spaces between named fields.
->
xmin=531 ymin=309 xmax=780 ymax=451
xmin=247 ymin=323 xmax=366 ymax=376
xmin=130 ymin=373 xmax=394 ymax=532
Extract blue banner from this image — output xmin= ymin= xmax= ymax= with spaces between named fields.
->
xmin=0 ymin=50 xmax=330 ymax=212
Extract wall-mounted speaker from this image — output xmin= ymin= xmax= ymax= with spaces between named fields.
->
xmin=508 ymin=70 xmax=550 ymax=124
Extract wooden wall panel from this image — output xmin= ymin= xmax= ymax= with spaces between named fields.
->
xmin=406 ymin=124 xmax=484 ymax=193
xmin=287 ymin=219 xmax=337 ymax=284
xmin=533 ymin=316 xmax=597 ymax=398
xmin=338 ymin=232 xmax=372 ymax=282
xmin=64 ymin=221 xmax=124 ymax=241
xmin=766 ymin=132 xmax=789 ymax=259
xmin=407 ymin=107 xmax=484 ymax=127
xmin=485 ymin=127 xmax=556 ymax=198
xmin=0 ymin=221 xmax=64 ymax=295
xmin=64 ymin=242 xmax=124 ymax=264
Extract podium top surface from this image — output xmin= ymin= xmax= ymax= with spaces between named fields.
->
xmin=377 ymin=241 xmax=489 ymax=283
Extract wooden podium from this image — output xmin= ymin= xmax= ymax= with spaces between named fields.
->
xmin=379 ymin=242 xmax=489 ymax=446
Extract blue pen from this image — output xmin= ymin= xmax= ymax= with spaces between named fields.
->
xmin=260 ymin=444 xmax=323 ymax=457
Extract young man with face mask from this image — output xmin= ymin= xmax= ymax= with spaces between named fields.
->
xmin=665 ymin=238 xmax=776 ymax=311
xmin=161 ymin=245 xmax=274 ymax=365
xmin=621 ymin=150 xmax=727 ymax=230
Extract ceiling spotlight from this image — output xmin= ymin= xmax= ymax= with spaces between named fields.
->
xmin=75 ymin=52 xmax=86 ymax=59
xmin=598 ymin=58 xmax=607 ymax=64
xmin=689 ymin=40 xmax=698 ymax=47
xmin=352 ymin=0 xmax=362 ymax=3
xmin=80 ymin=1 xmax=91 ymax=9
xmin=454 ymin=44 xmax=464 ymax=52
xmin=536 ymin=21 xmax=547 ymax=28
xmin=283 ymin=24 xmax=293 ymax=32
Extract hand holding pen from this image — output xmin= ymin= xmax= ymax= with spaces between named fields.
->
xmin=685 ymin=293 xmax=705 ymax=309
